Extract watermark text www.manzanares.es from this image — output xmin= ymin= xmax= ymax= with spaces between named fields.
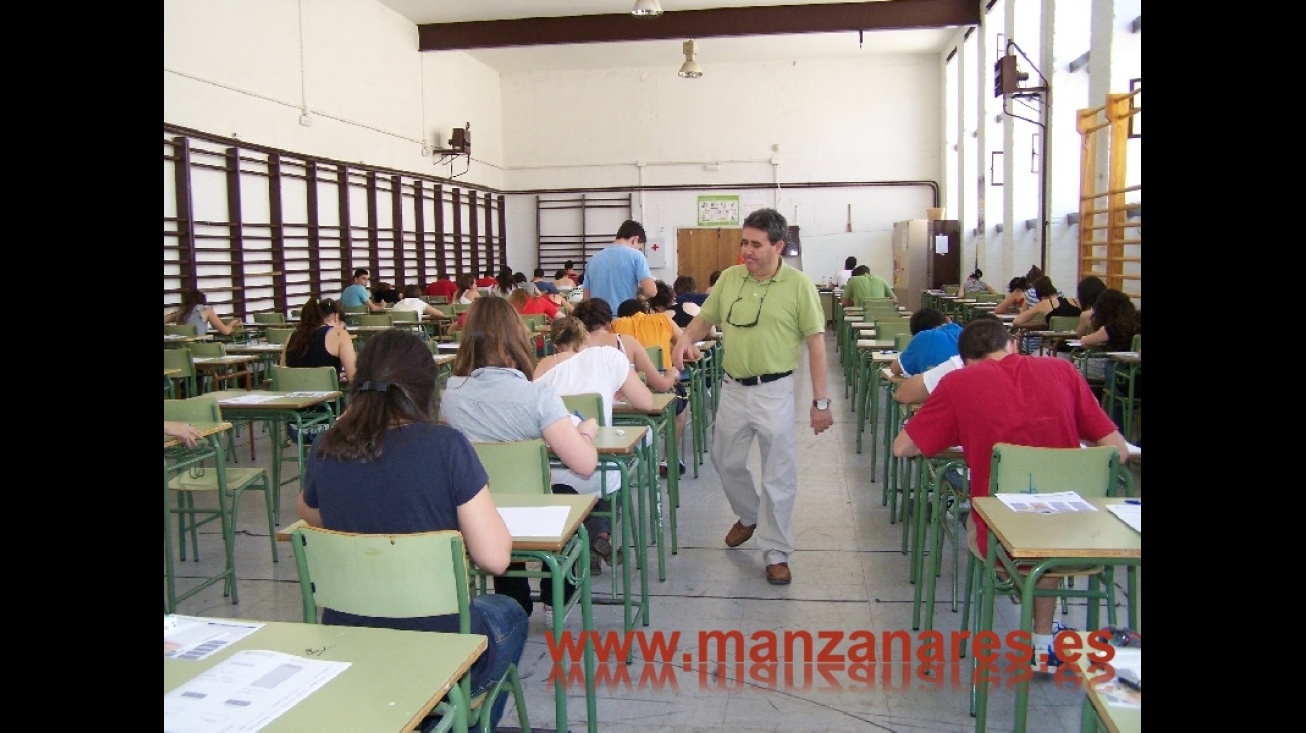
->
xmin=545 ymin=628 xmax=1122 ymax=692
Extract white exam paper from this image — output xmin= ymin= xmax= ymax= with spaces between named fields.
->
xmin=164 ymin=649 xmax=349 ymax=733
xmin=497 ymin=506 xmax=570 ymax=538
xmin=995 ymin=491 xmax=1096 ymax=514
xmin=166 ymin=615 xmax=263 ymax=661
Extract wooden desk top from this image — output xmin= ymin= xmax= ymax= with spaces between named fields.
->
xmin=164 ymin=368 xmax=181 ymax=377
xmin=494 ymin=492 xmax=599 ymax=552
xmin=192 ymin=355 xmax=260 ymax=367
xmin=225 ymin=343 xmax=285 ymax=354
xmin=613 ymin=393 xmax=675 ymax=416
xmin=164 ymin=619 xmax=484 ymax=733
xmin=1108 ymin=351 xmax=1141 ymax=364
xmin=163 ymin=421 xmax=232 ymax=449
xmin=1071 ymin=631 xmax=1141 ymax=733
xmin=164 ymin=334 xmax=213 ymax=343
xmin=1029 ymin=330 xmax=1078 ymax=338
xmin=209 ymin=389 xmax=343 ymax=410
xmin=590 ymin=424 xmax=649 ymax=454
xmin=856 ymin=339 xmax=896 ymax=351
xmin=432 ymin=354 xmax=456 ymax=366
xmin=972 ymin=497 xmax=1141 ymax=560
xmin=277 ymin=492 xmax=598 ymax=554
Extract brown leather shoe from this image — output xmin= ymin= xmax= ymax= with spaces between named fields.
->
xmin=725 ymin=521 xmax=757 ymax=548
xmin=765 ymin=562 xmax=792 ymax=585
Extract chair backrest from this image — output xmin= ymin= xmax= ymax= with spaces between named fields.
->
xmin=426 ymin=296 xmax=449 ymax=305
xmin=561 ymin=392 xmax=606 ymax=427
xmin=874 ymin=319 xmax=912 ymax=342
xmin=1049 ymin=316 xmax=1080 ymax=332
xmin=185 ymin=341 xmax=227 ymax=358
xmin=452 ymin=303 xmax=472 ymax=315
xmin=270 ymin=365 xmax=339 ymax=392
xmin=290 ymin=526 xmax=469 ymax=627
xmin=644 ymin=345 xmax=664 ymax=372
xmin=389 ymin=309 xmax=417 ymax=323
xmin=859 ymin=297 xmax=895 ymax=309
xmin=358 ymin=313 xmax=393 ymax=328
xmin=164 ymin=324 xmax=198 ymax=337
xmin=1130 ymin=333 xmax=1141 ymax=352
xmin=471 ymin=440 xmax=552 ymax=495
xmin=162 ymin=394 xmax=222 ymax=423
xmin=163 ymin=347 xmax=197 ymax=379
xmin=975 ymin=293 xmax=1003 ymax=303
xmin=894 ymin=333 xmax=913 ymax=351
xmin=989 ymin=443 xmax=1120 ymax=498
xmin=253 ymin=312 xmax=286 ymax=324
xmin=264 ymin=327 xmax=295 ymax=345
xmin=342 ymin=304 xmax=368 ymax=314
xmin=520 ymin=314 xmax=547 ymax=331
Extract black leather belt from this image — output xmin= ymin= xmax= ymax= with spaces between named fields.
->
xmin=728 ymin=371 xmax=792 ymax=386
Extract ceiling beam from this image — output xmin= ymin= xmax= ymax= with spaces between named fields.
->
xmin=418 ymin=0 xmax=980 ymax=52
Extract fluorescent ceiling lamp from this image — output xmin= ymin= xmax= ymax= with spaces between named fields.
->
xmin=632 ymin=0 xmax=663 ymax=17
xmin=679 ymin=40 xmax=703 ymax=78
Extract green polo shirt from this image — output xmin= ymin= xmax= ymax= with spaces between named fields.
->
xmin=842 ymin=273 xmax=895 ymax=305
xmin=699 ymin=263 xmax=825 ymax=378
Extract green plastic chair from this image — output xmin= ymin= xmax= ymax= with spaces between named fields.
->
xmin=253 ymin=312 xmax=286 ymax=324
xmin=290 ymin=526 xmax=529 ymax=733
xmin=358 ymin=313 xmax=393 ymax=328
xmin=452 ymin=303 xmax=472 ymax=315
xmin=164 ymin=396 xmax=277 ymax=611
xmin=389 ymin=309 xmax=418 ymax=324
xmin=1048 ymin=315 xmax=1080 ymax=333
xmin=959 ymin=444 xmax=1125 ymax=678
xmin=561 ymin=393 xmax=605 ymax=427
xmin=472 ymin=439 xmax=552 ymax=495
xmin=894 ymin=333 xmax=913 ymax=352
xmin=164 ymin=348 xmax=198 ymax=399
xmin=264 ymin=327 xmax=295 ymax=345
xmin=520 ymin=314 xmax=547 ymax=331
xmin=164 ymin=324 xmax=198 ymax=337
xmin=270 ymin=365 xmax=341 ymax=502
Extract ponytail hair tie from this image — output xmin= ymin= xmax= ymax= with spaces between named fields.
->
xmin=357 ymin=380 xmax=391 ymax=393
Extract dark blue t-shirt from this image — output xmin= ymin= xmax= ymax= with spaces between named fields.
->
xmin=303 ymin=422 xmax=489 ymax=632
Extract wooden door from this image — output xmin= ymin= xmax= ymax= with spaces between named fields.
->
xmin=676 ymin=228 xmax=740 ymax=293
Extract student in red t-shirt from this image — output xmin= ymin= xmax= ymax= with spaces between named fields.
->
xmin=892 ymin=318 xmax=1128 ymax=668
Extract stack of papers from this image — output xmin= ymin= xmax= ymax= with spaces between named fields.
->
xmin=995 ymin=491 xmax=1097 ymax=514
xmin=221 ymin=393 xmax=281 ymax=405
xmin=165 ymin=615 xmax=263 ymax=661
xmin=164 ymin=650 xmax=349 ymax=732
xmin=1106 ymin=502 xmax=1141 ymax=532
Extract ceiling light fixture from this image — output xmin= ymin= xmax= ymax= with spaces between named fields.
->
xmin=678 ymin=40 xmax=703 ymax=78
xmin=632 ymin=0 xmax=663 ymax=18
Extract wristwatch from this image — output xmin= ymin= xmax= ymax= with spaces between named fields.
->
xmin=813 ymin=399 xmax=830 ymax=411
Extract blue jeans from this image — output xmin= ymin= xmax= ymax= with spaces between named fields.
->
xmin=466 ymin=594 xmax=529 ymax=730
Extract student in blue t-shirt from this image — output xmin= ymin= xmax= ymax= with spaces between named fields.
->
xmin=889 ymin=307 xmax=963 ymax=377
xmin=339 ymin=268 xmax=386 ymax=312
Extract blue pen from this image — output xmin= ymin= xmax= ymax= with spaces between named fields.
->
xmin=1124 ymin=499 xmax=1140 ymax=505
xmin=573 ymin=410 xmax=585 ymax=422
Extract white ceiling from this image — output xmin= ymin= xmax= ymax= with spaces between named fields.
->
xmin=376 ymin=0 xmax=960 ymax=74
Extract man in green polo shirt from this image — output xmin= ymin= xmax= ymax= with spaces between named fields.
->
xmin=672 ymin=208 xmax=832 ymax=586
xmin=840 ymin=265 xmax=898 ymax=307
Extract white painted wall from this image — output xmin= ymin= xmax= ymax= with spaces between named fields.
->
xmin=163 ymin=0 xmax=1139 ymax=306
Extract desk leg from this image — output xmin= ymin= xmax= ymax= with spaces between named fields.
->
xmin=662 ymin=403 xmax=678 ymax=561
xmin=578 ymin=528 xmax=598 ymax=733
xmin=974 ymin=529 xmax=998 ymax=732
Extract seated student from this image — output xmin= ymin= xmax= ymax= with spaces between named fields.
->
xmin=1012 ymin=275 xmax=1081 ymax=328
xmin=889 ymin=308 xmax=962 ymax=377
xmin=165 ymin=289 xmax=243 ymax=336
xmin=475 ymin=269 xmax=498 ymax=289
xmin=892 ymin=318 xmax=1128 ymax=670
xmin=841 ymin=265 xmax=897 ymax=307
xmin=562 ymin=260 xmax=581 ymax=287
xmin=340 ymin=268 xmax=387 ymax=313
xmin=611 ymin=295 xmax=695 ymax=476
xmin=511 ymin=271 xmax=538 ymax=296
xmin=454 ymin=273 xmax=481 ymax=306
xmin=440 ymin=297 xmax=600 ymax=626
xmin=1023 ymin=265 xmax=1044 ymax=306
xmin=671 ymin=275 xmax=707 ymax=329
xmin=532 ymin=268 xmax=560 ymax=295
xmin=993 ymin=277 xmax=1028 ymax=315
xmin=966 ymin=267 xmax=992 ymax=292
xmin=893 ymin=313 xmax=1001 ymax=405
xmin=371 ymin=281 xmax=400 ymax=306
xmin=1073 ymin=275 xmax=1107 ymax=337
xmin=533 ymin=316 xmax=656 ymax=573
xmin=553 ymin=268 xmax=577 ymax=290
xmin=1077 ymin=288 xmax=1141 ymax=385
xmin=508 ymin=285 xmax=562 ymax=320
xmin=281 ymin=297 xmax=358 ymax=383
xmin=835 ymin=256 xmax=858 ymax=288
xmin=705 ymin=270 xmax=722 ymax=295
xmin=392 ymin=284 xmax=449 ymax=320
xmin=298 ymin=329 xmax=527 ymax=732
xmin=425 ymin=273 xmax=458 ymax=300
